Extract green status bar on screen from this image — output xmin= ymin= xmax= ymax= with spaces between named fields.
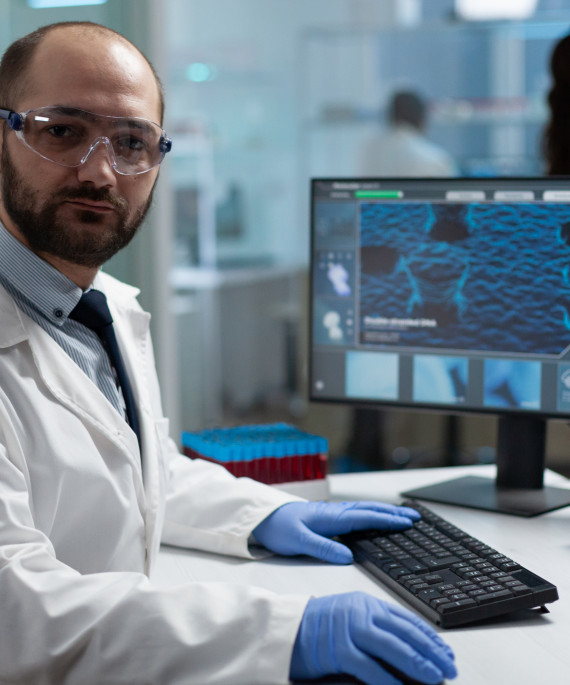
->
xmin=354 ymin=190 xmax=404 ymax=199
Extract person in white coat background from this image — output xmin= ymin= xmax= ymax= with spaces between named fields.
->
xmin=0 ymin=21 xmax=457 ymax=685
xmin=360 ymin=90 xmax=458 ymax=178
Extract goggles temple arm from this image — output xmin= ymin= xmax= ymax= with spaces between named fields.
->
xmin=160 ymin=136 xmax=172 ymax=154
xmin=0 ymin=109 xmax=23 ymax=132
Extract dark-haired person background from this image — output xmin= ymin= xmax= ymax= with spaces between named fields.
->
xmin=544 ymin=33 xmax=570 ymax=175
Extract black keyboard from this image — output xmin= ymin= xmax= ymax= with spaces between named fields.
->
xmin=339 ymin=500 xmax=559 ymax=628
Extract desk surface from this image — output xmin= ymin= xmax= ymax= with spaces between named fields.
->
xmin=152 ymin=465 xmax=570 ymax=684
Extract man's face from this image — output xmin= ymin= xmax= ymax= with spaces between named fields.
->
xmin=0 ymin=134 xmax=154 ymax=268
xmin=0 ymin=30 xmax=162 ymax=270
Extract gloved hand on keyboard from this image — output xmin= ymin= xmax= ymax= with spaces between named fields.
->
xmin=290 ymin=592 xmax=457 ymax=684
xmin=252 ymin=500 xmax=420 ymax=564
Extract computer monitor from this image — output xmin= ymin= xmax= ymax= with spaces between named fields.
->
xmin=309 ymin=177 xmax=570 ymax=516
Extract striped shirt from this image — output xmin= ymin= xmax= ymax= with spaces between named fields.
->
xmin=0 ymin=222 xmax=126 ymax=417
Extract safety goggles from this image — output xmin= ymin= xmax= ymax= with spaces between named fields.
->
xmin=0 ymin=105 xmax=172 ymax=175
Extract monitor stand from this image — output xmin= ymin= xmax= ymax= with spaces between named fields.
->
xmin=402 ymin=414 xmax=570 ymax=517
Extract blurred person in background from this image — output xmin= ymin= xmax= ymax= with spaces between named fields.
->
xmin=360 ymin=90 xmax=458 ymax=178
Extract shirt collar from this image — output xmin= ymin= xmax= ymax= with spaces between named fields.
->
xmin=0 ymin=222 xmax=100 ymax=326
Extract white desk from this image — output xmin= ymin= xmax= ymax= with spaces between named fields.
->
xmin=152 ymin=465 xmax=570 ymax=684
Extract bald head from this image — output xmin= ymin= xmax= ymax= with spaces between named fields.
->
xmin=0 ymin=21 xmax=164 ymax=122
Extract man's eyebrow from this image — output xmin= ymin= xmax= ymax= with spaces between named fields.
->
xmin=120 ymin=119 xmax=154 ymax=132
xmin=33 ymin=106 xmax=158 ymax=134
xmin=44 ymin=106 xmax=100 ymax=122
xmin=38 ymin=107 xmax=154 ymax=126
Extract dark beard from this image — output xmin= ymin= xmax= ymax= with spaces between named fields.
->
xmin=1 ymin=138 xmax=154 ymax=269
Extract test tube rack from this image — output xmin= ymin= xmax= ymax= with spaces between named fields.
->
xmin=181 ymin=422 xmax=328 ymax=486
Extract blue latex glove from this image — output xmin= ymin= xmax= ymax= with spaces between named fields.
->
xmin=252 ymin=501 xmax=420 ymax=564
xmin=290 ymin=592 xmax=457 ymax=685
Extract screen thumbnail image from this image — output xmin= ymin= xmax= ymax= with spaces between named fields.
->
xmin=413 ymin=355 xmax=468 ymax=405
xmin=483 ymin=359 xmax=542 ymax=410
xmin=313 ymin=200 xmax=357 ymax=249
xmin=558 ymin=363 xmax=570 ymax=412
xmin=345 ymin=350 xmax=399 ymax=401
xmin=314 ymin=250 xmax=355 ymax=298
xmin=313 ymin=299 xmax=354 ymax=346
xmin=358 ymin=201 xmax=570 ymax=356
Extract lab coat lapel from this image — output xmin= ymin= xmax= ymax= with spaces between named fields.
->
xmin=0 ymin=282 xmax=141 ymax=471
xmin=26 ymin=318 xmax=143 ymax=466
xmin=104 ymin=283 xmax=165 ymax=563
xmin=108 ymin=303 xmax=157 ymax=449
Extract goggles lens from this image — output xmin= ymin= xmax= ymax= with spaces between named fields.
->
xmin=2 ymin=106 xmax=172 ymax=175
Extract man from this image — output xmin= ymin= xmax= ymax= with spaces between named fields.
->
xmin=360 ymin=90 xmax=458 ymax=178
xmin=0 ymin=22 xmax=457 ymax=684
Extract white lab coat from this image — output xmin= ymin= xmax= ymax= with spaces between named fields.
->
xmin=360 ymin=123 xmax=458 ymax=178
xmin=0 ymin=273 xmax=309 ymax=685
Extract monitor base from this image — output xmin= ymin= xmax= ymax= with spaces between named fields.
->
xmin=401 ymin=475 xmax=570 ymax=517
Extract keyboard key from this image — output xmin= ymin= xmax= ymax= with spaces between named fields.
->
xmin=503 ymin=580 xmax=524 ymax=588
xmin=475 ymin=590 xmax=513 ymax=604
xmin=422 ymin=574 xmax=444 ymax=585
xmin=507 ymin=584 xmax=532 ymax=597
xmin=458 ymin=552 xmax=479 ymax=561
xmin=467 ymin=589 xmax=487 ymax=598
xmin=382 ymin=562 xmax=402 ymax=574
xmin=451 ymin=562 xmax=471 ymax=571
xmin=437 ymin=598 xmax=477 ymax=613
xmin=471 ymin=575 xmax=491 ymax=583
xmin=418 ymin=589 xmax=444 ymax=603
xmin=423 ymin=556 xmax=461 ymax=570
xmin=403 ymin=577 xmax=426 ymax=589
xmin=500 ymin=561 xmax=522 ymax=572
xmin=399 ymin=574 xmax=416 ymax=584
xmin=474 ymin=562 xmax=495 ymax=571
xmin=355 ymin=540 xmax=379 ymax=554
xmin=401 ymin=559 xmax=428 ymax=573
xmin=496 ymin=575 xmax=516 ymax=584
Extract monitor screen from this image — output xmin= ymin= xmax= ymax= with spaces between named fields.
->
xmin=309 ymin=177 xmax=570 ymax=515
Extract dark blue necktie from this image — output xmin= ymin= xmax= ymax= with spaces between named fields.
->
xmin=69 ymin=289 xmax=141 ymax=451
